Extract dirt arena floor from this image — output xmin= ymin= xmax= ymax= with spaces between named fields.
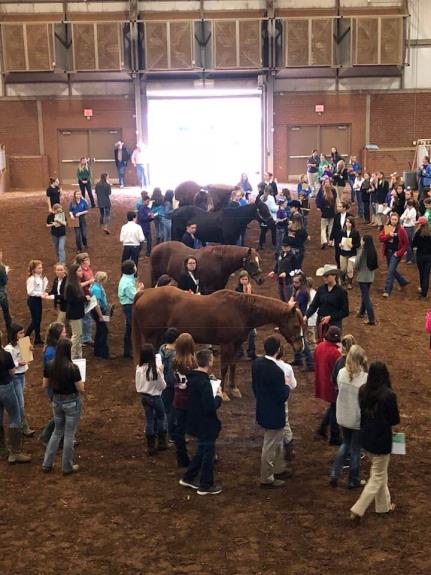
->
xmin=0 ymin=189 xmax=429 ymax=575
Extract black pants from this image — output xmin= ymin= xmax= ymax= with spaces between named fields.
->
xmin=183 ymin=439 xmax=216 ymax=490
xmin=173 ymin=408 xmax=189 ymax=467
xmin=417 ymin=255 xmax=431 ymax=297
xmin=363 ymin=201 xmax=370 ymax=223
xmin=144 ymin=231 xmax=152 ymax=256
xmin=121 ymin=245 xmax=140 ymax=267
xmin=259 ymin=225 xmax=276 ymax=249
xmin=25 ymin=296 xmax=43 ymax=343
xmin=78 ymin=180 xmax=95 ymax=208
xmin=122 ymin=304 xmax=133 ymax=357
xmin=93 ymin=316 xmax=109 ymax=358
xmin=0 ymin=293 xmax=12 ymax=332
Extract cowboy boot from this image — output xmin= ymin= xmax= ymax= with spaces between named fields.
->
xmin=0 ymin=427 xmax=8 ymax=459
xmin=157 ymin=431 xmax=168 ymax=451
xmin=146 ymin=435 xmax=158 ymax=456
xmin=21 ymin=417 xmax=35 ymax=437
xmin=8 ymin=427 xmax=31 ymax=464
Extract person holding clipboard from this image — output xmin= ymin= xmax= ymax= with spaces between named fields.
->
xmin=69 ymin=190 xmax=89 ymax=253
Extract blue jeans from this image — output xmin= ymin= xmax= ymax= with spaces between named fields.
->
xmin=161 ymin=386 xmax=176 ymax=439
xmin=404 ymin=227 xmax=415 ymax=262
xmin=355 ymin=192 xmax=364 ymax=218
xmin=384 ymin=253 xmax=408 ymax=294
xmin=276 ymin=227 xmax=285 ymax=253
xmin=140 ymin=394 xmax=167 ymax=436
xmin=136 ymin=164 xmax=147 ymax=188
xmin=0 ymin=381 xmax=21 ymax=428
xmin=74 ymin=216 xmax=88 ymax=251
xmin=118 ymin=164 xmax=126 ymax=187
xmin=81 ymin=311 xmax=93 ymax=344
xmin=43 ymin=395 xmax=81 ymax=473
xmin=51 ymin=235 xmax=66 ymax=263
xmin=417 ymin=255 xmax=431 ymax=297
xmin=122 ymin=304 xmax=133 ymax=357
xmin=183 ymin=439 xmax=216 ymax=490
xmin=294 ymin=336 xmax=313 ymax=369
xmin=93 ymin=316 xmax=109 ymax=358
xmin=162 ymin=218 xmax=172 ymax=242
xmin=358 ymin=282 xmax=375 ymax=322
xmin=331 ymin=427 xmax=362 ymax=486
xmin=12 ymin=372 xmax=25 ymax=421
xmin=154 ymin=217 xmax=163 ymax=243
xmin=99 ymin=207 xmax=111 ymax=226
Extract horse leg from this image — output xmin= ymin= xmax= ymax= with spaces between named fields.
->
xmin=229 ymin=363 xmax=242 ymax=399
xmin=220 ymin=353 xmax=230 ymax=402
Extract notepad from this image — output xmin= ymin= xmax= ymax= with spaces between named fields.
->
xmin=18 ymin=336 xmax=33 ymax=363
xmin=72 ymin=358 xmax=86 ymax=382
xmin=392 ymin=432 xmax=406 ymax=455
xmin=210 ymin=379 xmax=221 ymax=398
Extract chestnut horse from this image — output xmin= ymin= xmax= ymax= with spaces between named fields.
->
xmin=174 ymin=181 xmax=234 ymax=211
xmin=132 ymin=287 xmax=304 ymax=400
xmin=150 ymin=242 xmax=264 ymax=292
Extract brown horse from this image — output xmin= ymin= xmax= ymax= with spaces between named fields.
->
xmin=174 ymin=181 xmax=234 ymax=211
xmin=150 ymin=242 xmax=264 ymax=292
xmin=132 ymin=287 xmax=304 ymax=400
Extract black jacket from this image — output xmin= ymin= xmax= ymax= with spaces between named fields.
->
xmin=65 ymin=285 xmax=86 ymax=320
xmin=252 ymin=357 xmax=289 ymax=429
xmin=333 ymin=168 xmax=348 ymax=187
xmin=273 ymin=251 xmax=297 ymax=282
xmin=306 ymin=284 xmax=349 ymax=324
xmin=360 ymin=390 xmax=400 ymax=454
xmin=186 ymin=370 xmax=221 ymax=441
xmin=375 ymin=179 xmax=389 ymax=204
xmin=114 ymin=147 xmax=130 ymax=168
xmin=338 ymin=229 xmax=361 ymax=257
xmin=412 ymin=232 xmax=431 ymax=257
xmin=329 ymin=212 xmax=352 ymax=245
xmin=181 ymin=232 xmax=195 ymax=249
xmin=49 ymin=276 xmax=67 ymax=312
xmin=178 ymin=272 xmax=200 ymax=294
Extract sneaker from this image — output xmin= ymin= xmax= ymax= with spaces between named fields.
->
xmin=382 ymin=292 xmax=389 ymax=298
xmin=179 ymin=478 xmax=199 ymax=490
xmin=348 ymin=480 xmax=366 ymax=489
xmin=260 ymin=479 xmax=285 ymax=489
xmin=63 ymin=464 xmax=79 ymax=475
xmin=197 ymin=485 xmax=223 ymax=495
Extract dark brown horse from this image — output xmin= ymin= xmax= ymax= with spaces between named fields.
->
xmin=150 ymin=242 xmax=264 ymax=292
xmin=174 ymin=181 xmax=235 ymax=211
xmin=132 ymin=287 xmax=304 ymax=400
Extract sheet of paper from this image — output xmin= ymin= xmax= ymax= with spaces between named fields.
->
xmin=102 ymin=315 xmax=111 ymax=323
xmin=18 ymin=336 xmax=33 ymax=363
xmin=392 ymin=432 xmax=406 ymax=455
xmin=85 ymin=295 xmax=98 ymax=315
xmin=72 ymin=358 xmax=86 ymax=382
xmin=210 ymin=379 xmax=221 ymax=398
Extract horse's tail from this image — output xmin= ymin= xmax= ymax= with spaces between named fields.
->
xmin=132 ymin=291 xmax=145 ymax=363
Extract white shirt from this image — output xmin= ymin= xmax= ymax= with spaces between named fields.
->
xmin=5 ymin=343 xmax=28 ymax=374
xmin=135 ymin=355 xmax=166 ymax=395
xmin=120 ymin=221 xmax=145 ymax=246
xmin=308 ymin=288 xmax=318 ymax=327
xmin=131 ymin=148 xmax=145 ymax=165
xmin=336 ymin=367 xmax=368 ymax=430
xmin=353 ymin=177 xmax=364 ymax=191
xmin=26 ymin=274 xmax=48 ymax=297
xmin=265 ymin=355 xmax=297 ymax=390
xmin=400 ymin=206 xmax=417 ymax=228
xmin=340 ymin=212 xmax=347 ymax=229
xmin=264 ymin=195 xmax=278 ymax=220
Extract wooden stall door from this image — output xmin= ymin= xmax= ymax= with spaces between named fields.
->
xmin=90 ymin=129 xmax=121 ymax=183
xmin=59 ymin=130 xmax=89 ymax=184
xmin=287 ymin=125 xmax=319 ymax=176
xmin=320 ymin=125 xmax=351 ymax=160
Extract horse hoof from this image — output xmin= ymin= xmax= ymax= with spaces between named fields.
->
xmin=230 ymin=388 xmax=242 ymax=399
xmin=221 ymin=392 xmax=231 ymax=402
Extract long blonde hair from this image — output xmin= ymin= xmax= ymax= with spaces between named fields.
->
xmin=346 ymin=344 xmax=368 ymax=381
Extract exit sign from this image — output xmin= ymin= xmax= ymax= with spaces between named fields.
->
xmin=83 ymin=108 xmax=93 ymax=118
xmin=315 ymin=104 xmax=325 ymax=113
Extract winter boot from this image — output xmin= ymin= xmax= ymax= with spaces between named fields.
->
xmin=284 ymin=439 xmax=296 ymax=462
xmin=8 ymin=427 xmax=31 ymax=464
xmin=158 ymin=432 xmax=168 ymax=452
xmin=146 ymin=434 xmax=158 ymax=456
xmin=0 ymin=427 xmax=7 ymax=459
xmin=21 ymin=418 xmax=35 ymax=437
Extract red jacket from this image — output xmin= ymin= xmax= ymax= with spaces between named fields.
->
xmin=313 ymin=340 xmax=341 ymax=404
xmin=379 ymin=225 xmax=409 ymax=259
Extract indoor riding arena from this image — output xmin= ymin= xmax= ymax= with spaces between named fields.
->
xmin=0 ymin=1 xmax=430 ymax=574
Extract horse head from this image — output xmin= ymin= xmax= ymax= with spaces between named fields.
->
xmin=278 ymin=299 xmax=304 ymax=353
xmin=255 ymin=196 xmax=275 ymax=228
xmin=193 ymin=189 xmax=209 ymax=211
xmin=242 ymin=248 xmax=265 ymax=286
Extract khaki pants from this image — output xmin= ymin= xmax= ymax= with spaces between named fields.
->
xmin=320 ymin=217 xmax=334 ymax=245
xmin=307 ymin=325 xmax=317 ymax=350
xmin=70 ymin=319 xmax=83 ymax=359
xmin=260 ymin=428 xmax=286 ymax=484
xmin=57 ymin=310 xmax=66 ymax=324
xmin=350 ymin=453 xmax=392 ymax=517
xmin=339 ymin=254 xmax=354 ymax=279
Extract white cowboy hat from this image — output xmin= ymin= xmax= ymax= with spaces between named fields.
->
xmin=316 ymin=264 xmax=337 ymax=277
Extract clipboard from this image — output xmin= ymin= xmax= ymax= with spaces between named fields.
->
xmin=391 ymin=432 xmax=406 ymax=455
xmin=68 ymin=215 xmax=80 ymax=228
xmin=210 ymin=379 xmax=221 ymax=398
xmin=85 ymin=295 xmax=98 ymax=314
xmin=18 ymin=337 xmax=33 ymax=363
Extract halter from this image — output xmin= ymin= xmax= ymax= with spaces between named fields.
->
xmin=242 ymin=255 xmax=262 ymax=278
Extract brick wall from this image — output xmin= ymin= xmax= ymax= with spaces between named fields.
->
xmin=274 ymin=93 xmax=367 ymax=181
xmin=0 ymin=101 xmax=40 ymax=156
xmin=8 ymin=155 xmax=49 ymax=190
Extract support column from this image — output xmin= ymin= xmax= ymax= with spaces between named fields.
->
xmin=263 ymin=74 xmax=275 ymax=175
xmin=36 ymin=100 xmax=45 ymax=155
xmin=365 ymin=93 xmax=371 ymax=146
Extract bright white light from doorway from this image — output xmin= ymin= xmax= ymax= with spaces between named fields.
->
xmin=147 ymin=96 xmax=261 ymax=191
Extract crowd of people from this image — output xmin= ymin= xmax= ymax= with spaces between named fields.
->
xmin=0 ymin=151 xmax=427 ymax=521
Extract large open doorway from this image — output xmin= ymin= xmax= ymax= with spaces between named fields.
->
xmin=147 ymin=95 xmax=262 ymax=190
